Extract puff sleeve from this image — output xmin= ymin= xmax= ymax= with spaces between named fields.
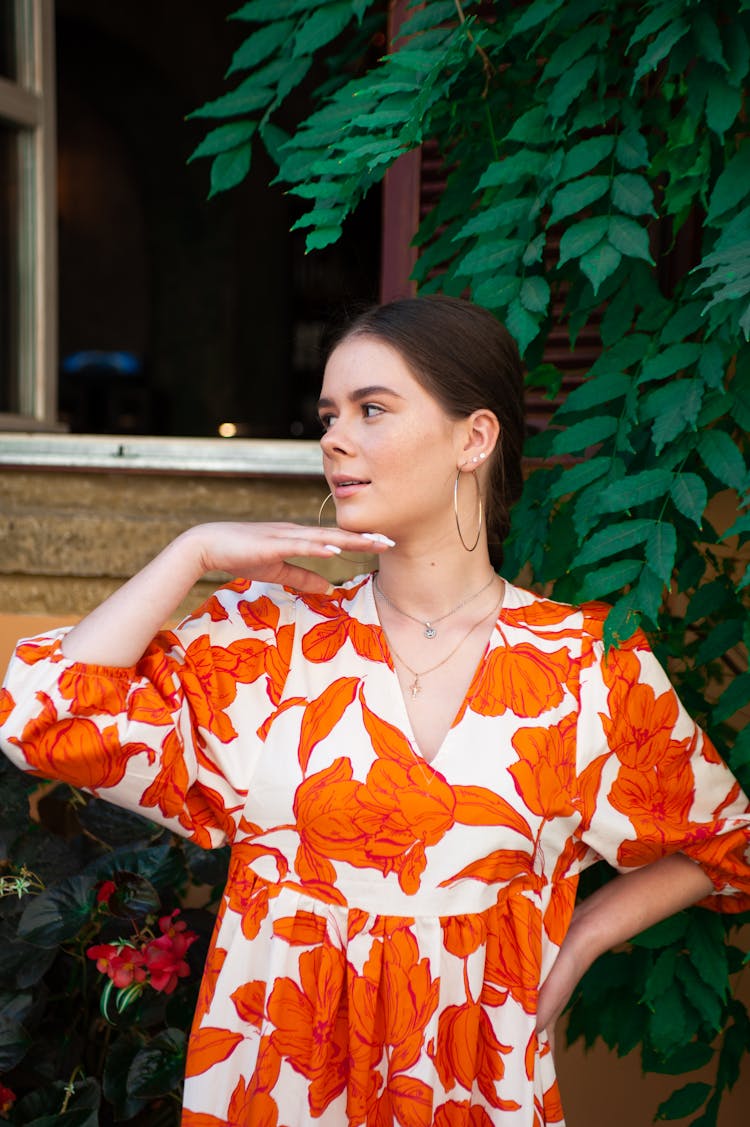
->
xmin=0 ymin=581 xmax=297 ymax=849
xmin=574 ymin=614 xmax=750 ymax=913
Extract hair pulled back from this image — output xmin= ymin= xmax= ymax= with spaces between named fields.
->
xmin=331 ymin=295 xmax=525 ymax=569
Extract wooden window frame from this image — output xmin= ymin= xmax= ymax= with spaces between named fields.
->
xmin=0 ymin=0 xmax=57 ymax=431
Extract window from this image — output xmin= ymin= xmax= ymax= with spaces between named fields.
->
xmin=0 ymin=0 xmax=56 ymax=430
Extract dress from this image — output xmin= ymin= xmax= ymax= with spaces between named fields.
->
xmin=1 ymin=572 xmax=750 ymax=1127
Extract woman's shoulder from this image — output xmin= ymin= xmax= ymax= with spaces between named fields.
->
xmin=500 ymin=579 xmax=609 ymax=639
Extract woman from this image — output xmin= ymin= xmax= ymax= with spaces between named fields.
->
xmin=1 ymin=296 xmax=749 ymax=1126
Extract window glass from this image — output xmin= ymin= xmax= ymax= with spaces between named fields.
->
xmin=0 ymin=3 xmax=16 ymax=80
xmin=0 ymin=122 xmax=19 ymax=412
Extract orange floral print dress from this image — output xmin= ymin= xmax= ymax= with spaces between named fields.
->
xmin=2 ymin=573 xmax=750 ymax=1127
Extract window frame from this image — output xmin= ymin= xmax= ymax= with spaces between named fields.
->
xmin=0 ymin=0 xmax=57 ymax=431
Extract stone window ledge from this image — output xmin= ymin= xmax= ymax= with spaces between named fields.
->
xmin=0 ymin=434 xmax=324 ymax=477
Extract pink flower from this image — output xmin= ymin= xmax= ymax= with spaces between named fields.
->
xmin=0 ymin=1085 xmax=15 ymax=1118
xmin=87 ymin=941 xmax=147 ymax=988
xmin=143 ymin=924 xmax=197 ymax=994
xmin=95 ymin=879 xmax=117 ymax=905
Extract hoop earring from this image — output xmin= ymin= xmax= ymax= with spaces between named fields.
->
xmin=454 ymin=468 xmax=483 ymax=552
xmin=318 ymin=492 xmax=335 ymax=526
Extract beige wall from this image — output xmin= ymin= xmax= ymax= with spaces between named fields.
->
xmin=1 ymin=464 xmax=749 ymax=1124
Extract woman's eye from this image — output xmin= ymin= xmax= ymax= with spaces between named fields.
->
xmin=362 ymin=403 xmax=383 ymax=419
xmin=319 ymin=414 xmax=335 ymax=430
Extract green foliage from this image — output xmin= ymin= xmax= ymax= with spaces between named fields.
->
xmin=189 ymin=0 xmax=750 ymax=1121
xmin=0 ymin=763 xmax=228 ymax=1123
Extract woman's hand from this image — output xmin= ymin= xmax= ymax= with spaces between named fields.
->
xmin=62 ymin=520 xmax=394 ymax=667
xmin=183 ymin=521 xmax=394 ymax=596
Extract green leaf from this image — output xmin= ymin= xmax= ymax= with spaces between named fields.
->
xmin=505 ymin=105 xmax=550 ymax=144
xmin=631 ymin=20 xmax=690 ymax=89
xmin=478 ymin=151 xmax=547 ymax=188
xmin=189 ymin=120 xmax=257 ymax=161
xmin=612 ymin=172 xmax=655 ymax=217
xmin=713 ymin=671 xmax=750 ymax=723
xmin=645 ymin=522 xmax=677 ymax=584
xmin=542 ymin=24 xmax=607 ymax=81
xmin=603 ymin=591 xmax=642 ymax=647
xmin=510 ymin=0 xmax=567 ymax=38
xmin=456 ymin=238 xmax=526 ymax=276
xmin=227 ymin=20 xmax=295 ymax=74
xmin=557 ymin=372 xmax=631 ymax=416
xmin=472 ymin=274 xmax=522 ymax=309
xmin=519 ymin=276 xmax=550 ymax=314
xmin=670 ymin=473 xmax=707 ymax=527
xmin=639 ymin=343 xmax=702 ymax=384
xmin=549 ymin=176 xmax=610 ymax=224
xmin=550 ymin=414 xmax=618 ymax=456
xmin=560 ymin=136 xmax=615 ymax=181
xmin=572 ymin=519 xmax=655 ymax=568
xmin=548 ymin=457 xmax=611 ymax=499
xmin=505 ymin=298 xmax=542 ymax=354
xmin=292 ymin=1 xmax=354 ymax=57
xmin=615 ymin=128 xmax=649 ymax=170
xmin=208 ymin=143 xmax=253 ymax=197
xmin=607 ymin=215 xmax=654 ymax=262
xmin=656 ymin=1082 xmax=712 ymax=1120
xmin=596 ymin=469 xmax=674 ymax=512
xmin=646 ymin=379 xmax=704 ymax=453
xmin=579 ymin=559 xmax=643 ymax=602
xmin=695 ymin=616 xmax=743 ymax=665
xmin=707 ymin=138 xmax=750 ymax=222
xmin=0 ymin=1013 xmax=31 ymax=1072
xmin=698 ymin=429 xmax=747 ymax=490
xmin=18 ymin=874 xmax=96 ymax=946
xmin=706 ymin=75 xmax=743 ymax=138
xmin=558 ymin=216 xmax=609 ymax=266
xmin=686 ymin=579 xmax=730 ymax=622
xmin=580 ymin=241 xmax=622 ymax=294
xmin=305 ymin=224 xmax=343 ymax=251
xmin=547 ymin=55 xmax=598 ymax=119
xmin=457 ymin=199 xmax=533 ymax=237
xmin=589 ymin=332 xmax=650 ymax=375
xmin=648 ymin=980 xmax=694 ymax=1057
xmin=127 ymin=1029 xmax=187 ymax=1099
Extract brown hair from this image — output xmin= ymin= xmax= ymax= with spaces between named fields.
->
xmin=330 ymin=295 xmax=525 ymax=569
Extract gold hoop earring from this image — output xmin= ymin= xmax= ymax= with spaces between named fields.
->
xmin=318 ymin=492 xmax=335 ymax=526
xmin=454 ymin=468 xmax=483 ymax=552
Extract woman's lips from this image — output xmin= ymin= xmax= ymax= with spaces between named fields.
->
xmin=332 ymin=480 xmax=370 ymax=498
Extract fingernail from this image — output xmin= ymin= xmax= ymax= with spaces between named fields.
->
xmin=325 ymin=584 xmax=336 ymax=596
xmin=324 ymin=544 xmax=342 ymax=554
xmin=362 ymin=532 xmax=396 ymax=547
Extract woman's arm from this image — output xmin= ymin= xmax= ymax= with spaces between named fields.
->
xmin=62 ymin=521 xmax=393 ymax=667
xmin=536 ymin=853 xmax=714 ymax=1036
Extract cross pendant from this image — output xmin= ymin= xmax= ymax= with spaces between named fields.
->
xmin=409 ymin=677 xmax=421 ymax=698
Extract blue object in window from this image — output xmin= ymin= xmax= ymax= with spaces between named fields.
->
xmin=61 ymin=350 xmax=142 ymax=376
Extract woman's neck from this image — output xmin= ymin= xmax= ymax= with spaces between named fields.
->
xmin=373 ymin=540 xmax=497 ymax=621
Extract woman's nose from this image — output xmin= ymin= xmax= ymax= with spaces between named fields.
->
xmin=320 ymin=420 xmax=354 ymax=457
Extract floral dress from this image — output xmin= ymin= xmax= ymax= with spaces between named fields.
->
xmin=1 ymin=573 xmax=750 ymax=1127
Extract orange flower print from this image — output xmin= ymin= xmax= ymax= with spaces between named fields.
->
xmin=379 ymin=923 xmax=440 ymax=1074
xmin=230 ymin=979 xmax=266 ymax=1029
xmin=510 ymin=714 xmax=577 ymax=821
xmin=184 ymin=1026 xmax=244 ymax=1078
xmin=15 ymin=695 xmax=152 ymax=790
xmin=610 ymin=759 xmax=695 ymax=851
xmin=484 ymin=895 xmax=541 ymax=1015
xmin=601 ymin=680 xmax=683 ymax=770
xmin=139 ymin=729 xmax=190 ymax=819
xmin=273 ymin=911 xmax=329 ymax=947
xmin=297 ymin=677 xmax=360 ymax=772
xmin=267 ymin=941 xmax=349 ymax=1115
xmin=467 ymin=643 xmax=572 ymax=720
xmin=182 ymin=1079 xmax=278 ymax=1127
xmin=301 ymin=582 xmax=390 ymax=665
xmin=225 ymin=852 xmax=284 ymax=940
xmin=0 ymin=687 xmax=13 ymax=726
xmin=431 ymin=1000 xmax=519 ymax=1111
xmin=501 ymin=599 xmax=577 ymax=635
xmin=372 ymin=1075 xmax=434 ymax=1127
xmin=441 ymin=914 xmax=487 ymax=959
xmin=16 ymin=636 xmax=63 ymax=666
xmin=434 ymin=1101 xmax=495 ymax=1127
xmin=57 ymin=667 xmax=131 ymax=717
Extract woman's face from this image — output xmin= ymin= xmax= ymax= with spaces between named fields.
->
xmin=318 ymin=335 xmax=466 ymax=544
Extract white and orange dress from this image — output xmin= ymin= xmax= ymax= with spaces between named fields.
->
xmin=1 ymin=573 xmax=749 ymax=1126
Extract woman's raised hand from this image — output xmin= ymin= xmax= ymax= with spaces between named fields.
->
xmin=61 ymin=520 xmax=394 ymax=668
xmin=184 ymin=521 xmax=394 ymax=596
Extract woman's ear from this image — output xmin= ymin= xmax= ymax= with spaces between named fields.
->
xmin=457 ymin=408 xmax=500 ymax=466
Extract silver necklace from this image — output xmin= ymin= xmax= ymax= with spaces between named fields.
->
xmin=373 ymin=572 xmax=497 ymax=639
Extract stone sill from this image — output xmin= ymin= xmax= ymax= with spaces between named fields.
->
xmin=0 ymin=433 xmax=324 ymax=477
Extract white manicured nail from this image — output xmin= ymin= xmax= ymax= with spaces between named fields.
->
xmin=324 ymin=544 xmax=342 ymax=554
xmin=362 ymin=532 xmax=396 ymax=547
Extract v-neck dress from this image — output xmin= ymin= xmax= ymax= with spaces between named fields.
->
xmin=2 ymin=573 xmax=750 ymax=1127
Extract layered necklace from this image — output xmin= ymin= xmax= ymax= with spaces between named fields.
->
xmin=373 ymin=572 xmax=496 ymax=639
xmin=373 ymin=573 xmax=504 ymax=699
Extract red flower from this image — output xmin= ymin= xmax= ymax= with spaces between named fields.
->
xmin=87 ymin=942 xmax=147 ymax=988
xmin=143 ymin=911 xmax=198 ymax=994
xmin=0 ymin=1085 xmax=15 ymax=1118
xmin=95 ymin=879 xmax=116 ymax=905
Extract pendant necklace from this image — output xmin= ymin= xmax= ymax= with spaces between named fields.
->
xmin=373 ymin=572 xmax=496 ymax=639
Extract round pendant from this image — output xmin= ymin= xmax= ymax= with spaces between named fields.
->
xmin=424 ymin=625 xmax=436 ymax=639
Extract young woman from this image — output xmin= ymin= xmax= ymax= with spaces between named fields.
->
xmin=2 ymin=296 xmax=749 ymax=1126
